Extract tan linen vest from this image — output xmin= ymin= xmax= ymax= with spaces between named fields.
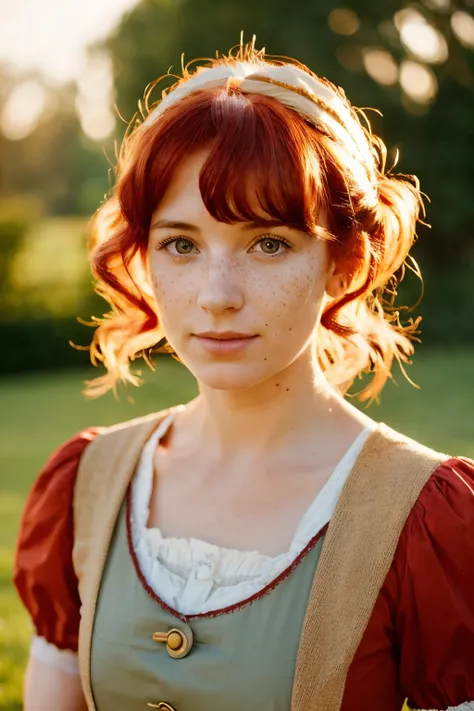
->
xmin=72 ymin=407 xmax=446 ymax=711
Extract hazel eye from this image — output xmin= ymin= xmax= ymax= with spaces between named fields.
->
xmin=174 ymin=238 xmax=194 ymax=254
xmin=258 ymin=237 xmax=284 ymax=254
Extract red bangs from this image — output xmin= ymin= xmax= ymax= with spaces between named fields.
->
xmin=119 ymin=88 xmax=327 ymax=239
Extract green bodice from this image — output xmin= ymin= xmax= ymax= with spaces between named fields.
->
xmin=91 ymin=499 xmax=324 ymax=711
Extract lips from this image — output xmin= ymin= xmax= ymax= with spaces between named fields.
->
xmin=193 ymin=332 xmax=255 ymax=340
xmin=192 ymin=332 xmax=258 ymax=355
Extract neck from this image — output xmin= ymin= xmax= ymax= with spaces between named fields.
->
xmin=182 ymin=348 xmax=373 ymax=459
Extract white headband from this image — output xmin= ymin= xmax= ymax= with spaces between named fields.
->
xmin=145 ymin=60 xmax=377 ymax=198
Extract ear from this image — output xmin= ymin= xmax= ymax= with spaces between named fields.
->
xmin=326 ymin=261 xmax=348 ymax=299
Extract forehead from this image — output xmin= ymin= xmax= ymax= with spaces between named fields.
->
xmin=152 ymin=151 xmax=207 ymax=218
xmin=151 ymin=149 xmax=273 ymax=224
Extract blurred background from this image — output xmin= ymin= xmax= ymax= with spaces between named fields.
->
xmin=0 ymin=0 xmax=473 ymax=706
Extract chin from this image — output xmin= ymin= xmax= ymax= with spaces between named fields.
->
xmin=185 ymin=360 xmax=276 ymax=391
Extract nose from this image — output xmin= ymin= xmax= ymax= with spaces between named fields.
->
xmin=197 ymin=256 xmax=244 ymax=313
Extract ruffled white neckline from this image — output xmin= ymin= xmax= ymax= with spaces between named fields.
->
xmin=130 ymin=408 xmax=375 ymax=615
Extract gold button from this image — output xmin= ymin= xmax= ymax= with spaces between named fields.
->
xmin=152 ymin=626 xmax=194 ymax=658
xmin=166 ymin=631 xmax=183 ymax=651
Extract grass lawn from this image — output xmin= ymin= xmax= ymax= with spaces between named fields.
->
xmin=0 ymin=348 xmax=473 ymax=708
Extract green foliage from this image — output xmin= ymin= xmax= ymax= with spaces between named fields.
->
xmin=396 ymin=256 xmax=474 ymax=344
xmin=0 ymin=214 xmax=105 ymax=374
xmin=0 ymin=197 xmax=42 ymax=319
xmin=0 ymin=214 xmax=104 ymax=330
xmin=8 ymin=216 xmax=94 ymax=319
xmin=0 ymin=79 xmax=111 ymax=217
xmin=0 ymin=317 xmax=92 ymax=373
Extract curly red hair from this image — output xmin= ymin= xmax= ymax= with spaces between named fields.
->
xmin=85 ymin=46 xmax=423 ymax=401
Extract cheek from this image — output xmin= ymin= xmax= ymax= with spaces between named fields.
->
xmin=260 ymin=255 xmax=327 ymax=323
xmin=148 ymin=268 xmax=189 ymax=340
xmin=148 ymin=259 xmax=194 ymax=309
xmin=262 ymin=268 xmax=326 ymax=358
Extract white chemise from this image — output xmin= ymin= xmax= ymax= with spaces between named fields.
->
xmin=31 ymin=411 xmax=374 ymax=673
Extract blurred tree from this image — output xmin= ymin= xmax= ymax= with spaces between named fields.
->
xmin=0 ymin=75 xmax=110 ymax=216
xmin=0 ymin=196 xmax=42 ymax=319
xmin=102 ymin=0 xmax=474 ymax=268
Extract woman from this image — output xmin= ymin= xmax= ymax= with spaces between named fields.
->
xmin=14 ymin=41 xmax=474 ymax=711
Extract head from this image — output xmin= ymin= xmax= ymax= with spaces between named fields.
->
xmin=146 ymin=146 xmax=336 ymax=392
xmin=87 ymin=43 xmax=423 ymax=401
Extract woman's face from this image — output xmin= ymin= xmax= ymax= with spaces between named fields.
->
xmin=147 ymin=150 xmax=336 ymax=391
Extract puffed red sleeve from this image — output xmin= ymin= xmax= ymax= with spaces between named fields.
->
xmin=394 ymin=457 xmax=474 ymax=709
xmin=13 ymin=428 xmax=101 ymax=651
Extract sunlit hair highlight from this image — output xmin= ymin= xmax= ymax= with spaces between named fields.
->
xmin=85 ymin=43 xmax=424 ymax=401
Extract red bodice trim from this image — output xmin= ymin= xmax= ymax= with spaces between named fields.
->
xmin=125 ymin=483 xmax=328 ymax=622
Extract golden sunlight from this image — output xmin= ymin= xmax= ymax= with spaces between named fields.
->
xmin=400 ymin=60 xmax=438 ymax=104
xmin=363 ymin=49 xmax=398 ymax=86
xmin=451 ymin=11 xmax=474 ymax=49
xmin=395 ymin=8 xmax=448 ymax=64
xmin=75 ymin=53 xmax=116 ymax=141
xmin=1 ymin=81 xmax=47 ymax=140
xmin=328 ymin=8 xmax=360 ymax=36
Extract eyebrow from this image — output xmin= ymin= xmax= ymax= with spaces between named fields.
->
xmin=151 ymin=219 xmax=200 ymax=232
xmin=150 ymin=218 xmax=286 ymax=232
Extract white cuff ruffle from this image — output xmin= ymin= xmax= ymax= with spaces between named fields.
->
xmin=30 ymin=635 xmax=79 ymax=675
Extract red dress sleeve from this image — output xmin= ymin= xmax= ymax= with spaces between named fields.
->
xmin=13 ymin=428 xmax=101 ymax=652
xmin=343 ymin=457 xmax=474 ymax=711
xmin=395 ymin=457 xmax=474 ymax=709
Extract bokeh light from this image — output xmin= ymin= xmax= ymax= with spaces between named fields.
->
xmin=421 ymin=0 xmax=451 ymax=10
xmin=400 ymin=60 xmax=438 ymax=103
xmin=395 ymin=8 xmax=448 ymax=64
xmin=0 ymin=0 xmax=139 ymax=85
xmin=1 ymin=81 xmax=47 ymax=140
xmin=363 ymin=49 xmax=398 ymax=86
xmin=328 ymin=9 xmax=360 ymax=36
xmin=75 ymin=53 xmax=116 ymax=141
xmin=451 ymin=11 xmax=474 ymax=49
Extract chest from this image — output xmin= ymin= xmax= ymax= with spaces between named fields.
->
xmin=91 ymin=502 xmax=323 ymax=711
xmin=148 ymin=447 xmax=333 ymax=556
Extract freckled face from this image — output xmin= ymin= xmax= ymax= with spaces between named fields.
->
xmin=147 ymin=151 xmax=331 ymax=390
